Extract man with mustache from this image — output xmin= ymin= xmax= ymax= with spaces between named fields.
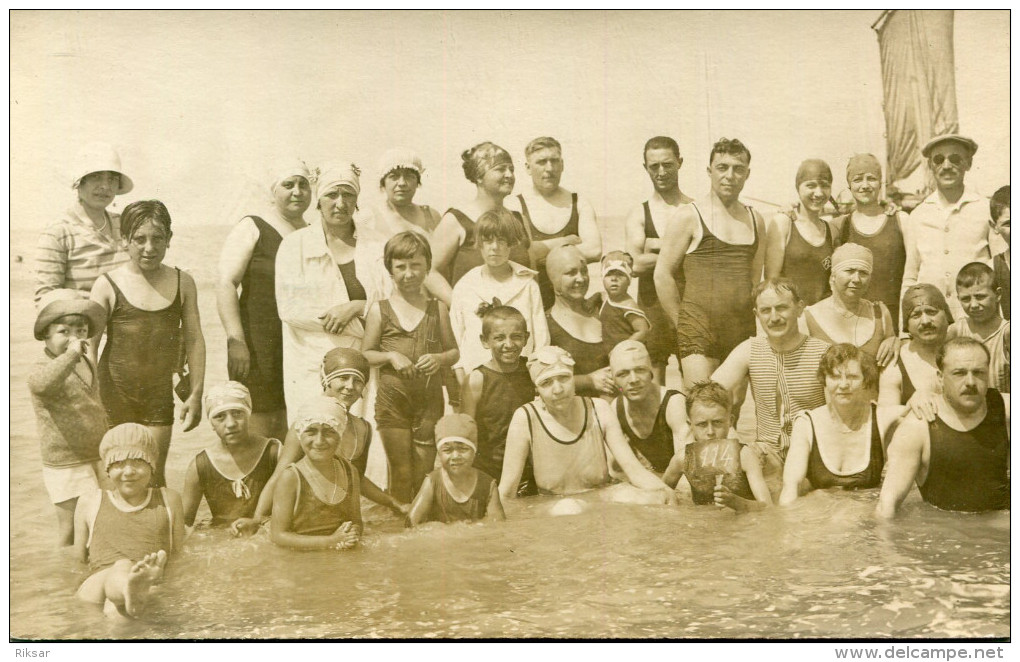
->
xmin=879 ymin=284 xmax=953 ymax=409
xmin=709 ymin=278 xmax=829 ymax=498
xmin=877 ymin=337 xmax=1010 ymax=517
xmin=509 ymin=137 xmax=602 ymax=309
xmin=901 ymin=133 xmax=994 ymax=320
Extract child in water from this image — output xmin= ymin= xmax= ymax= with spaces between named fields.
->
xmin=29 ymin=289 xmax=109 ymax=546
xmin=181 ymin=381 xmax=280 ymax=533
xmin=74 ymin=423 xmax=185 ymax=618
xmin=363 ymin=231 xmax=460 ymax=502
xmin=599 ymin=251 xmax=650 ymax=348
xmin=252 ymin=347 xmax=408 ymax=527
xmin=90 ymin=200 xmax=206 ymax=487
xmin=407 ymin=413 xmax=505 ymax=525
xmin=662 ymin=381 xmax=772 ymax=509
xmin=270 ymin=396 xmax=362 ymax=550
xmin=461 ymin=303 xmax=538 ymax=493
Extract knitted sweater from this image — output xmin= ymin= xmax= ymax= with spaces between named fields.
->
xmin=28 ymin=349 xmax=108 ymax=467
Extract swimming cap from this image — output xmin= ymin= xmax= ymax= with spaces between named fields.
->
xmin=317 ymin=162 xmax=361 ymax=198
xmin=601 ymin=259 xmax=633 ymax=278
xmin=270 ymin=159 xmax=311 ymax=192
xmin=434 ymin=413 xmax=478 ymax=452
xmin=609 ymin=339 xmax=652 ymax=371
xmin=795 ymin=159 xmax=833 ymax=187
xmin=204 ymin=381 xmax=252 ymax=420
xmin=377 ymin=148 xmax=424 ymax=180
xmin=320 ymin=347 xmax=370 ymax=390
xmin=845 ymin=154 xmax=882 ymax=183
xmin=830 ymin=242 xmax=873 ymax=273
xmin=528 ymin=345 xmax=576 ymax=384
xmin=100 ymin=423 xmax=157 ymax=472
xmin=462 ymin=142 xmax=512 ymax=183
xmin=292 ymin=395 xmax=348 ymax=437
xmin=901 ymin=284 xmax=954 ymax=326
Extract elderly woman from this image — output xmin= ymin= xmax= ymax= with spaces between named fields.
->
xmin=803 ymin=243 xmax=898 ymax=367
xmin=215 ymin=160 xmax=312 ymax=440
xmin=779 ymin=344 xmax=905 ymax=505
xmin=764 ymin=159 xmax=836 ymax=305
xmin=428 ymin=141 xmax=532 ymax=304
xmin=499 ymin=346 xmax=676 ymax=501
xmin=35 ymin=142 xmax=134 ymax=305
xmin=359 ymin=148 xmax=441 ymax=242
xmin=275 ymin=162 xmax=388 ymax=421
xmin=545 ymin=245 xmax=614 ymax=397
xmin=833 ymin=154 xmax=909 ymax=330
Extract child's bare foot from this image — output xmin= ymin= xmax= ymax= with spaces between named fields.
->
xmin=123 ymin=550 xmax=167 ymax=617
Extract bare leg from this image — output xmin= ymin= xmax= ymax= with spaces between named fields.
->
xmin=679 ymin=355 xmax=720 ymax=391
xmin=411 ymin=441 xmax=436 ymax=495
xmin=147 ymin=425 xmax=172 ymax=488
xmin=652 ymin=362 xmax=666 ymax=386
xmin=379 ymin=428 xmax=414 ymax=503
xmin=77 ymin=551 xmax=167 ymax=618
xmin=55 ymin=498 xmax=77 ymax=547
xmin=249 ymin=409 xmax=288 ymax=442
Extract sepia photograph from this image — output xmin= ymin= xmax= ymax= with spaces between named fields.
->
xmin=8 ymin=9 xmax=1010 ymax=646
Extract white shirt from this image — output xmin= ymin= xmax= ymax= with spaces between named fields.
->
xmin=449 ymin=261 xmax=549 ymax=372
xmin=902 ymin=186 xmax=992 ymax=318
xmin=275 ymin=222 xmax=390 ymax=416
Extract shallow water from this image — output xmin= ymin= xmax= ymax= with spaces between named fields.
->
xmin=8 ymin=229 xmax=1010 ymax=640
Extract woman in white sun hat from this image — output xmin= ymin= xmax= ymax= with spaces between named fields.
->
xmin=34 ymin=142 xmax=135 ymax=306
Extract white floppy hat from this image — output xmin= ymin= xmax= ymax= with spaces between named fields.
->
xmin=71 ymin=142 xmax=134 ymax=194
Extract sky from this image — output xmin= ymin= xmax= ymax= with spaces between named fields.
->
xmin=9 ymin=10 xmax=1011 ymax=231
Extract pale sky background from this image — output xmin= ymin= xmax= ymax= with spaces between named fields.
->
xmin=9 ymin=10 xmax=1010 ymax=232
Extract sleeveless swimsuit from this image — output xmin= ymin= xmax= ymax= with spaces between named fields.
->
xmin=638 ymin=201 xmax=682 ymax=362
xmin=599 ymin=299 xmax=650 ymax=349
xmin=919 ymin=389 xmax=1009 ymax=512
xmin=423 ymin=468 xmax=495 ymax=523
xmin=676 ymin=203 xmax=759 ymax=360
xmin=195 ymin=438 xmax=280 ymax=526
xmin=782 ymin=220 xmax=833 ymax=305
xmin=446 ymin=208 xmax=531 ymax=286
xmin=804 ymin=405 xmax=884 ymax=490
xmin=288 ymin=458 xmax=362 ymax=536
xmin=518 ymin=192 xmax=579 ymax=309
xmin=546 ymin=304 xmax=610 ymax=397
xmin=374 ymin=299 xmax=445 ymax=439
xmin=98 ymin=269 xmax=182 ymax=426
xmin=683 ymin=437 xmax=754 ymax=505
xmin=616 ymin=389 xmax=681 ymax=473
xmin=897 ymin=358 xmax=916 ymax=403
xmin=472 ymin=360 xmax=536 ymax=480
xmin=804 ymin=301 xmax=886 ymax=361
xmin=238 ymin=217 xmax=287 ymax=412
xmin=839 ymin=212 xmax=906 ymax=330
xmin=86 ymin=487 xmax=173 ymax=574
xmin=522 ymin=397 xmax=611 ymax=495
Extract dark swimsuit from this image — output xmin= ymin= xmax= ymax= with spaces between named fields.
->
xmin=518 ymin=193 xmax=579 ymax=309
xmin=804 ymin=302 xmax=887 ymax=361
xmin=804 ymin=405 xmax=884 ymax=490
xmin=638 ymin=201 xmax=681 ymax=363
xmin=919 ymin=390 xmax=1010 ymax=512
xmin=446 ymin=208 xmax=531 ymax=286
xmin=782 ymin=220 xmax=833 ymax=305
xmin=423 ymin=468 xmax=495 ymax=523
xmin=98 ymin=269 xmax=182 ymax=426
xmin=238 ymin=217 xmax=287 ymax=412
xmin=288 ymin=458 xmax=362 ymax=536
xmin=616 ymin=390 xmax=681 ymax=473
xmin=472 ymin=360 xmax=536 ymax=480
xmin=839 ymin=212 xmax=906 ymax=330
xmin=196 ymin=439 xmax=280 ymax=526
xmin=546 ymin=301 xmax=611 ymax=397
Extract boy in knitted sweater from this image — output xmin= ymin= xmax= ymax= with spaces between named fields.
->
xmin=28 ymin=289 xmax=108 ymax=546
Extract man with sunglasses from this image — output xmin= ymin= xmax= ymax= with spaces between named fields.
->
xmin=901 ymin=133 xmax=993 ymax=320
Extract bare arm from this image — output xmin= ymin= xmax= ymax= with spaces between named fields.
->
xmin=575 ymin=196 xmax=603 ymax=262
xmin=764 ymin=213 xmax=792 ymax=280
xmin=461 ymin=369 xmax=485 ymax=419
xmin=624 ymin=204 xmax=658 ymax=277
xmin=167 ymin=489 xmax=187 ymax=555
xmin=875 ymin=415 xmax=927 ymax=519
xmin=72 ymin=490 xmax=97 ymax=563
xmin=626 ymin=312 xmax=650 ymax=343
xmin=596 ymin=399 xmax=671 ymax=492
xmin=740 ymin=445 xmax=773 ymax=504
xmin=405 ymin=474 xmax=435 ymax=527
xmin=877 ymin=358 xmax=904 ymax=406
xmin=426 ymin=213 xmax=465 ymax=305
xmin=778 ymin=415 xmax=812 ymax=505
xmin=710 ymin=339 xmax=752 ymax=400
xmin=485 ymin=480 xmax=506 ymax=521
xmin=181 ymin=458 xmax=203 ymax=528
xmin=750 ymin=210 xmax=768 ymax=285
xmin=215 ymin=220 xmax=259 ymax=380
xmin=179 ymin=271 xmax=206 ymax=432
xmin=653 ymin=208 xmax=696 ymax=325
xmin=665 ymin=392 xmax=691 ymax=455
xmin=498 ymin=407 xmax=532 ymax=500
xmin=874 ymin=302 xmax=900 ymax=368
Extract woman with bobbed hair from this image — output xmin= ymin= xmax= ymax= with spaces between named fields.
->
xmin=428 ymin=142 xmax=532 ymax=304
xmin=779 ymin=343 xmax=905 ymax=505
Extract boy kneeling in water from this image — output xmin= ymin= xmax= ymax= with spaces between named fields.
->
xmin=74 ymin=423 xmax=184 ymax=618
xmin=407 ymin=413 xmax=505 ymax=525
xmin=663 ymin=381 xmax=772 ymax=509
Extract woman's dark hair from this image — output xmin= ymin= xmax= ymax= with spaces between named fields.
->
xmin=816 ymin=343 xmax=879 ymax=394
xmin=475 ymin=209 xmax=523 ymax=249
xmin=383 ymin=231 xmax=432 ymax=273
xmin=476 ymin=299 xmax=528 ymax=338
xmin=121 ymin=200 xmax=173 ymax=241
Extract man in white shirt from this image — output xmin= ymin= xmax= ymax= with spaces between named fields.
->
xmin=901 ymin=133 xmax=992 ymax=320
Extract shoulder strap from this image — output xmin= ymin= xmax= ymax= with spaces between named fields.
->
xmin=517 ymin=194 xmax=531 ymax=225
xmin=587 ymin=397 xmax=605 ymax=438
xmin=642 ymin=201 xmax=656 ymax=238
xmin=287 ymin=464 xmax=302 ymax=517
xmin=803 ymin=411 xmax=817 ymax=452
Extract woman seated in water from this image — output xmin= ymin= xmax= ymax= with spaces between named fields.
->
xmin=182 ymin=381 xmax=280 ymax=533
xmin=270 ymin=396 xmax=362 ymax=551
xmin=499 ymin=346 xmax=676 ymax=503
xmin=779 ymin=344 xmax=905 ymax=505
xmin=407 ymin=413 xmax=505 ymax=525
